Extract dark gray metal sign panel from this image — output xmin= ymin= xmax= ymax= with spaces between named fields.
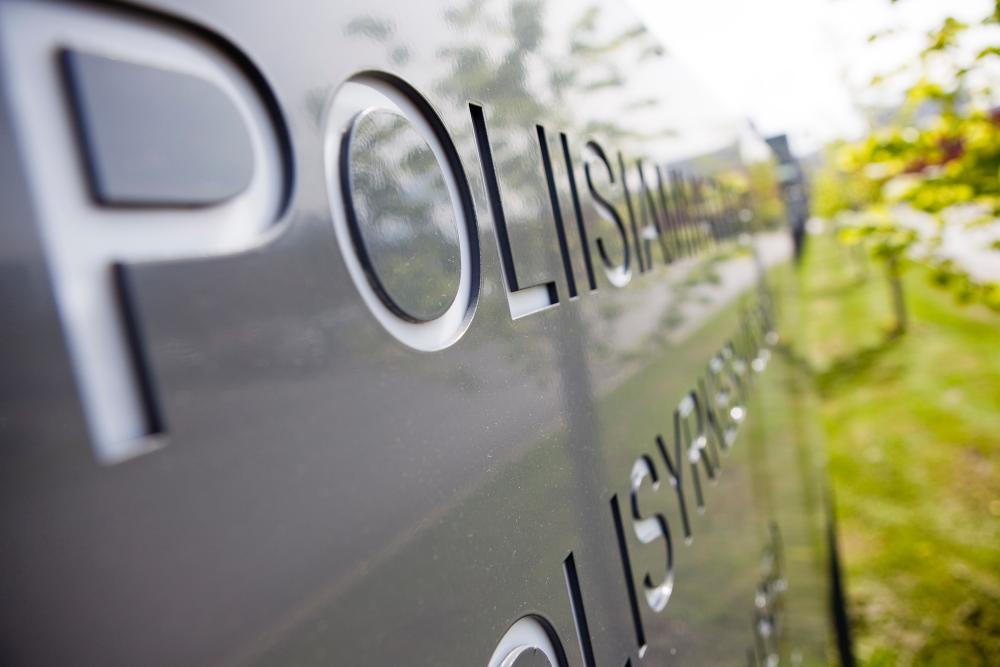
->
xmin=0 ymin=1 xmax=835 ymax=666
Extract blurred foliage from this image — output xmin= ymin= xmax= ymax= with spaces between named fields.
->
xmin=805 ymin=8 xmax=1000 ymax=665
xmin=811 ymin=5 xmax=1000 ymax=325
xmin=716 ymin=159 xmax=786 ymax=233
xmin=745 ymin=160 xmax=787 ymax=230
xmin=812 ymin=142 xmax=881 ymax=220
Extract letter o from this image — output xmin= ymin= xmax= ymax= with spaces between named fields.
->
xmin=323 ymin=72 xmax=480 ymax=350
xmin=487 ymin=615 xmax=565 ymax=667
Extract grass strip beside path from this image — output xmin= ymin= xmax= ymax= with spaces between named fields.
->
xmin=786 ymin=234 xmax=1000 ymax=667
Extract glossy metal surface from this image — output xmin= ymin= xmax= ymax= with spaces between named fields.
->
xmin=0 ymin=1 xmax=833 ymax=665
xmin=345 ymin=108 xmax=462 ymax=322
xmin=62 ymin=49 xmax=256 ymax=206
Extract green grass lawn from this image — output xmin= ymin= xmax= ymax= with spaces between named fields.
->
xmin=788 ymin=234 xmax=1000 ymax=667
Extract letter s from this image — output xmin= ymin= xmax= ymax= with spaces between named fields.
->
xmin=583 ymin=140 xmax=631 ymax=287
xmin=630 ymin=455 xmax=675 ymax=612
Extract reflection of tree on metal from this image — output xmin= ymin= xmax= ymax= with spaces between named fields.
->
xmin=345 ymin=109 xmax=462 ymax=322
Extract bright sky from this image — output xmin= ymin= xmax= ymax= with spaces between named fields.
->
xmin=627 ymin=0 xmax=995 ymax=155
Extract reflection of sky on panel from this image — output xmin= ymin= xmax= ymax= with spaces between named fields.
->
xmin=290 ymin=0 xmax=751 ymax=166
xmin=531 ymin=1 xmax=744 ymax=160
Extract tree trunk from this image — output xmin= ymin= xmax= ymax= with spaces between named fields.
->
xmin=887 ymin=255 xmax=907 ymax=334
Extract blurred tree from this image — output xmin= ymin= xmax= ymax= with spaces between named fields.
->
xmin=744 ymin=160 xmax=786 ymax=232
xmin=813 ymin=3 xmax=1000 ymax=331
